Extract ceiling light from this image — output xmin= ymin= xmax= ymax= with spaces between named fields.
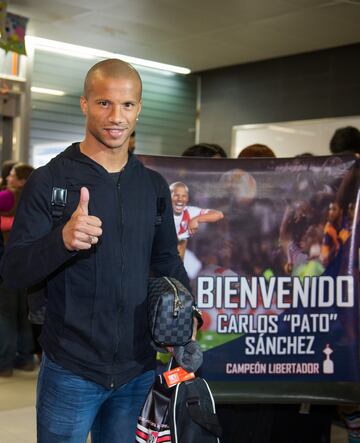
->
xmin=268 ymin=125 xmax=296 ymax=134
xmin=34 ymin=45 xmax=95 ymax=60
xmin=268 ymin=124 xmax=315 ymax=136
xmin=31 ymin=86 xmax=66 ymax=96
xmin=240 ymin=124 xmax=263 ymax=130
xmin=26 ymin=36 xmax=191 ymax=75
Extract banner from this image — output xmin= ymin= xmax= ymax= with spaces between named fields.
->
xmin=140 ymin=154 xmax=360 ymax=403
xmin=0 ymin=2 xmax=7 ymax=44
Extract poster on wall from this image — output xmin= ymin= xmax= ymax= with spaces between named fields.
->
xmin=0 ymin=11 xmax=28 ymax=55
xmin=0 ymin=2 xmax=7 ymax=44
xmin=140 ymin=154 xmax=360 ymax=401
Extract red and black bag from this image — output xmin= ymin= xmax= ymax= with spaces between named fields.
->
xmin=136 ymin=373 xmax=222 ymax=443
xmin=136 ymin=374 xmax=173 ymax=443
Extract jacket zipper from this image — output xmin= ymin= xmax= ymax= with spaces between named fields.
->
xmin=110 ymin=171 xmax=124 ymax=389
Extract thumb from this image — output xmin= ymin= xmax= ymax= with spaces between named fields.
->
xmin=77 ymin=186 xmax=89 ymax=215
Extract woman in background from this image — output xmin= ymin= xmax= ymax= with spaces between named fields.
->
xmin=0 ymin=162 xmax=35 ymax=377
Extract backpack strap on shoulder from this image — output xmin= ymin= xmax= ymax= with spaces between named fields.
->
xmin=51 ymin=187 xmax=67 ymax=219
xmin=48 ymin=158 xmax=68 ymax=222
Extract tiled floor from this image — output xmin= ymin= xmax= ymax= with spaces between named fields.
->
xmin=0 ymin=366 xmax=95 ymax=443
xmin=0 ymin=369 xmax=37 ymax=443
xmin=0 ymin=368 xmax=349 ymax=443
xmin=332 ymin=424 xmax=349 ymax=443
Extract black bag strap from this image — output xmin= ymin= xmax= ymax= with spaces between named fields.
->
xmin=185 ymin=380 xmax=222 ymax=438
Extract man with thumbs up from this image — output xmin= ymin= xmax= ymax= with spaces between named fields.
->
xmin=0 ymin=59 xmax=192 ymax=443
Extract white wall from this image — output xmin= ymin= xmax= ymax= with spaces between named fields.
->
xmin=231 ymin=115 xmax=360 ymax=158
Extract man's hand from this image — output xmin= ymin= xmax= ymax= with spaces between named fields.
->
xmin=188 ymin=218 xmax=199 ymax=236
xmin=62 ymin=187 xmax=102 ymax=251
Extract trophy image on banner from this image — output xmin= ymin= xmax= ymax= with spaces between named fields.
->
xmin=323 ymin=344 xmax=334 ymax=374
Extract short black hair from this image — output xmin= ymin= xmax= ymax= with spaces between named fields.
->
xmin=182 ymin=143 xmax=227 ymax=158
xmin=13 ymin=163 xmax=34 ymax=181
xmin=330 ymin=126 xmax=360 ymax=154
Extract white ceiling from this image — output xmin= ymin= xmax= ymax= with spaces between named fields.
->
xmin=9 ymin=0 xmax=360 ymax=72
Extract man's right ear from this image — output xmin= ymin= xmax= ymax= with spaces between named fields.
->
xmin=80 ymin=96 xmax=88 ymax=116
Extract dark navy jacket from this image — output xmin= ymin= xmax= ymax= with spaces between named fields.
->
xmin=0 ymin=143 xmax=189 ymax=388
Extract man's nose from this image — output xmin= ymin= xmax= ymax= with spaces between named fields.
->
xmin=109 ymin=105 xmax=124 ymax=124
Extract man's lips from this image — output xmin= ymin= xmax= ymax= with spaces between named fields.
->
xmin=104 ymin=128 xmax=127 ymax=137
xmin=174 ymin=203 xmax=184 ymax=211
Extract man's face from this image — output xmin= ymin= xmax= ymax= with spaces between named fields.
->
xmin=293 ymin=200 xmax=310 ymax=223
xmin=328 ymin=202 xmax=342 ymax=224
xmin=80 ymin=74 xmax=141 ymax=152
xmin=171 ymin=186 xmax=189 ymax=215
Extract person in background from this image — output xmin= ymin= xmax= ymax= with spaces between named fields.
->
xmin=238 ymin=143 xmax=276 ymax=158
xmin=0 ymin=160 xmax=17 ymax=190
xmin=182 ymin=143 xmax=227 ymax=158
xmin=0 ymin=59 xmax=201 ymax=443
xmin=296 ymin=152 xmax=314 ymax=157
xmin=0 ymin=163 xmax=35 ymax=243
xmin=330 ymin=126 xmax=360 ymax=155
xmin=0 ymin=160 xmax=17 ymax=242
xmin=128 ymin=130 xmax=136 ymax=153
xmin=0 ymin=159 xmax=16 ymax=266
xmin=320 ymin=201 xmax=350 ymax=267
xmin=0 ymin=162 xmax=35 ymax=377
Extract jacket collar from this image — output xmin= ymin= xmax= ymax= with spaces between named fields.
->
xmin=59 ymin=142 xmax=141 ymax=173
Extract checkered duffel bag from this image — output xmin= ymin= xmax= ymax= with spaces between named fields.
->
xmin=148 ymin=277 xmax=195 ymax=347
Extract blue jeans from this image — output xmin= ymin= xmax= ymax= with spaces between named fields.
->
xmin=37 ymin=354 xmax=155 ymax=443
xmin=0 ymin=284 xmax=34 ymax=369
